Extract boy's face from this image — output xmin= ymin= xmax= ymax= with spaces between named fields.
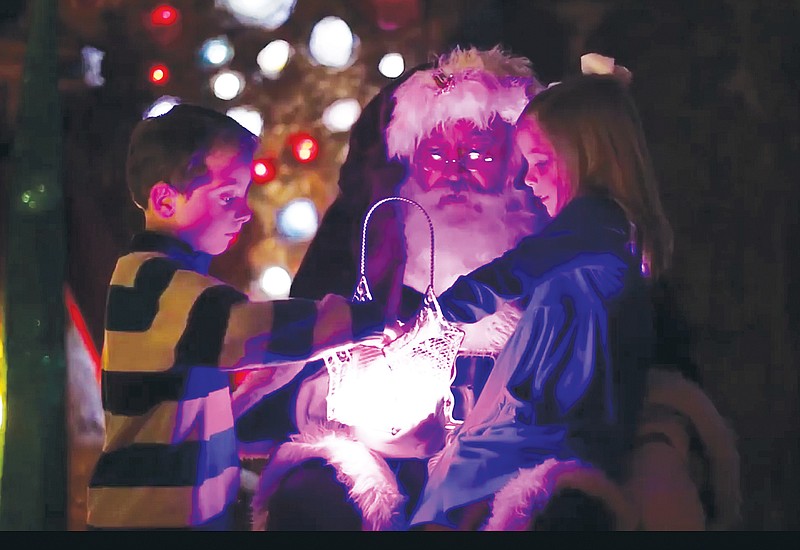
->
xmin=174 ymin=146 xmax=253 ymax=255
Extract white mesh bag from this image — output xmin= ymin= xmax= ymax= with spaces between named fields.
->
xmin=322 ymin=197 xmax=465 ymax=437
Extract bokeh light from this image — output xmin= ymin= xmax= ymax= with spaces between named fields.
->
xmin=211 ymin=70 xmax=245 ymax=100
xmin=308 ymin=16 xmax=355 ymax=69
xmin=322 ymin=98 xmax=361 ymax=133
xmin=251 ymin=157 xmax=278 ymax=184
xmin=288 ymin=132 xmax=319 ymax=163
xmin=150 ymin=4 xmax=180 ymax=27
xmin=378 ymin=52 xmax=405 ymax=78
xmin=199 ymin=36 xmax=234 ymax=68
xmin=276 ymin=198 xmax=319 ymax=241
xmin=217 ymin=0 xmax=296 ymax=30
xmin=226 ymin=106 xmax=263 ymax=136
xmin=81 ymin=46 xmax=105 ymax=87
xmin=149 ymin=63 xmax=170 ymax=86
xmin=256 ymin=39 xmax=292 ymax=79
xmin=258 ymin=265 xmax=293 ymax=299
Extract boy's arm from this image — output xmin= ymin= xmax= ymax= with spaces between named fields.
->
xmin=219 ymin=293 xmax=384 ymax=371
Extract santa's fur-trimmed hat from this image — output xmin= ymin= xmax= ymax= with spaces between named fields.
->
xmin=386 ymin=45 xmax=543 ymax=161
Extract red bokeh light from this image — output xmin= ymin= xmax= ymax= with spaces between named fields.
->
xmin=150 ymin=4 xmax=180 ymax=27
xmin=252 ymin=157 xmax=278 ymax=184
xmin=148 ymin=63 xmax=170 ymax=85
xmin=288 ymin=132 xmax=319 ymax=163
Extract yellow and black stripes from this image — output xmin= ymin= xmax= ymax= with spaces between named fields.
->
xmin=88 ymin=232 xmax=384 ymax=530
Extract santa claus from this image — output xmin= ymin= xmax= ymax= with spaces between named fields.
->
xmin=236 ymin=48 xmax=740 ymax=532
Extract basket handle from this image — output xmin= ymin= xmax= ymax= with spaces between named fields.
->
xmin=352 ymin=197 xmax=435 ymax=303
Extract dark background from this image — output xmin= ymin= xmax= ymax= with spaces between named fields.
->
xmin=1 ymin=0 xmax=797 ymax=530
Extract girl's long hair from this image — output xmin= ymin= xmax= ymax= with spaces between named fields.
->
xmin=525 ymin=74 xmax=673 ymax=279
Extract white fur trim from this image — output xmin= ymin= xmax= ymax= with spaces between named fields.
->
xmin=483 ymin=458 xmax=639 ymax=531
xmin=250 ymin=431 xmax=406 ymax=531
xmin=641 ymin=369 xmax=741 ymax=530
xmin=386 ymin=46 xmax=542 ymax=160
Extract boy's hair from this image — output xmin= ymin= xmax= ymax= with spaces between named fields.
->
xmin=126 ymin=103 xmax=259 ymax=209
xmin=525 ymin=74 xmax=673 ymax=279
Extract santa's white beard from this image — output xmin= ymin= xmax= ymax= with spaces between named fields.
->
xmin=397 ymin=175 xmax=538 ymax=354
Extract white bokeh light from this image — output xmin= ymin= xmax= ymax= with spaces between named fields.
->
xmin=211 ymin=70 xmax=245 ymax=100
xmin=217 ymin=0 xmax=296 ymax=30
xmin=199 ymin=36 xmax=234 ymax=67
xmin=258 ymin=265 xmax=293 ymax=299
xmin=378 ymin=52 xmax=405 ymax=78
xmin=143 ymin=95 xmax=181 ymax=119
xmin=256 ymin=39 xmax=292 ymax=79
xmin=81 ymin=45 xmax=105 ymax=87
xmin=308 ymin=16 xmax=355 ymax=69
xmin=322 ymin=98 xmax=361 ymax=133
xmin=276 ymin=198 xmax=319 ymax=241
xmin=226 ymin=106 xmax=263 ymax=136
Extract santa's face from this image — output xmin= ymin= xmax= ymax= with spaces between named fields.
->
xmin=398 ymin=117 xmax=540 ymax=297
xmin=407 ymin=118 xmax=513 ymax=225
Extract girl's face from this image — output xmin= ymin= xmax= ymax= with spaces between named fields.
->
xmin=515 ymin=114 xmax=569 ymax=217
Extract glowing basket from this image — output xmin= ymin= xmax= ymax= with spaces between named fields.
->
xmin=323 ymin=197 xmax=465 ymax=436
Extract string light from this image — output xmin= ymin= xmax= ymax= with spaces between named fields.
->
xmin=150 ymin=4 xmax=180 ymax=27
xmin=378 ymin=52 xmax=405 ymax=78
xmin=258 ymin=265 xmax=292 ymax=299
xmin=149 ymin=63 xmax=170 ymax=85
xmin=322 ymin=98 xmax=361 ymax=133
xmin=210 ymin=70 xmax=244 ymax=100
xmin=288 ymin=132 xmax=319 ymax=163
xmin=276 ymin=198 xmax=319 ymax=241
xmin=308 ymin=16 xmax=356 ymax=69
xmin=252 ymin=157 xmax=277 ymax=184
xmin=199 ymin=36 xmax=234 ymax=68
xmin=226 ymin=106 xmax=263 ymax=136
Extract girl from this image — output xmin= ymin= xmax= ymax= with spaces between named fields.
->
xmin=409 ymin=69 xmax=674 ymax=530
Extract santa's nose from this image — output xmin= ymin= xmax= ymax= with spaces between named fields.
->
xmin=442 ymin=160 xmax=464 ymax=180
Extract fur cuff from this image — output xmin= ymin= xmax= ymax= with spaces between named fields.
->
xmin=483 ymin=458 xmax=639 ymax=531
xmin=251 ymin=430 xmax=406 ymax=531
xmin=643 ymin=369 xmax=741 ymax=529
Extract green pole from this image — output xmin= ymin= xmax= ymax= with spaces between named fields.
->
xmin=0 ymin=0 xmax=67 ymax=529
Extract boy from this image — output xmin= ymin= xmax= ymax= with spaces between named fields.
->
xmin=86 ymin=104 xmax=384 ymax=530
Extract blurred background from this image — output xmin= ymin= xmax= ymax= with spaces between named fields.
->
xmin=0 ymin=0 xmax=798 ymax=530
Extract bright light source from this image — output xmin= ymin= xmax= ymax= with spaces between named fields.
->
xmin=199 ymin=36 xmax=234 ymax=67
xmin=322 ymin=98 xmax=361 ymax=133
xmin=151 ymin=4 xmax=180 ymax=27
xmin=276 ymin=198 xmax=319 ymax=241
xmin=308 ymin=16 xmax=355 ymax=69
xmin=149 ymin=63 xmax=170 ymax=85
xmin=256 ymin=39 xmax=292 ymax=79
xmin=143 ymin=95 xmax=181 ymax=119
xmin=378 ymin=52 xmax=405 ymax=78
xmin=226 ymin=106 xmax=263 ymax=136
xmin=258 ymin=265 xmax=292 ymax=299
xmin=217 ymin=0 xmax=296 ymax=30
xmin=211 ymin=70 xmax=245 ymax=100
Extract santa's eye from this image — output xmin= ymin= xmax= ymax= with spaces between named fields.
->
xmin=467 ymin=151 xmax=481 ymax=161
xmin=430 ymin=152 xmax=443 ymax=161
